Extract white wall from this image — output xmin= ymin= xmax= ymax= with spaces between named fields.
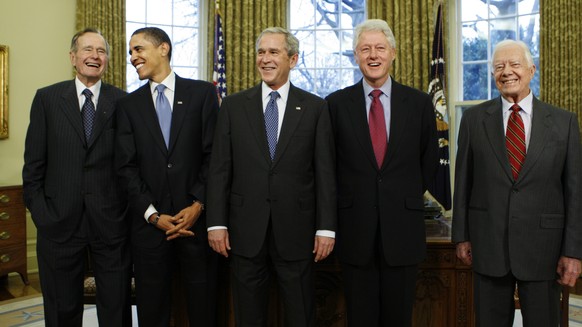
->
xmin=0 ymin=0 xmax=76 ymax=272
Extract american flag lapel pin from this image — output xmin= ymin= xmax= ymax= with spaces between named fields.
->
xmin=295 ymin=106 xmax=301 ymax=110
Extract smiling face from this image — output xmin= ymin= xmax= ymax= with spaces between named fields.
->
xmin=70 ymin=32 xmax=108 ymax=87
xmin=493 ymin=43 xmax=536 ymax=103
xmin=129 ymin=32 xmax=171 ymax=83
xmin=354 ymin=30 xmax=396 ymax=88
xmin=256 ymin=33 xmax=298 ymax=90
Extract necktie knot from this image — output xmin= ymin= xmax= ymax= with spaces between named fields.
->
xmin=511 ymin=103 xmax=521 ymax=113
xmin=370 ymin=89 xmax=383 ymax=99
xmin=269 ymin=91 xmax=280 ymax=102
xmin=82 ymin=88 xmax=93 ymax=99
xmin=156 ymin=84 xmax=167 ymax=95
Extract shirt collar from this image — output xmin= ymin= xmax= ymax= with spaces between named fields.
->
xmin=75 ymin=77 xmax=101 ymax=99
xmin=362 ymin=76 xmax=392 ymax=98
xmin=150 ymin=71 xmax=176 ymax=94
xmin=262 ymin=80 xmax=290 ymax=104
xmin=501 ymin=90 xmax=533 ymax=115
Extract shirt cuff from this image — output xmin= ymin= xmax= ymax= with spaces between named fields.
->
xmin=208 ymin=226 xmax=228 ymax=232
xmin=316 ymin=230 xmax=335 ymax=238
xmin=144 ymin=205 xmax=158 ymax=222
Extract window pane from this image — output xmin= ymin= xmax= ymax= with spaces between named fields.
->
xmin=463 ymin=63 xmax=488 ymax=101
xmin=462 ymin=21 xmax=488 ymax=62
xmin=127 ymin=0 xmax=146 ymax=22
xmin=462 ymin=0 xmax=491 ymax=21
xmin=290 ymin=69 xmax=315 ymax=92
xmin=173 ymin=27 xmax=198 ymax=66
xmin=519 ymin=15 xmax=539 ymax=56
xmin=490 ymin=18 xmax=517 ymax=46
xmin=295 ymin=30 xmax=315 ymax=68
xmin=173 ymin=67 xmax=198 ymax=80
xmin=489 ymin=0 xmax=517 ymax=18
xmin=174 ymin=0 xmax=198 ymax=27
xmin=289 ymin=0 xmax=315 ymax=29
xmin=519 ymin=0 xmax=539 ymax=13
xmin=316 ymin=69 xmax=341 ymax=98
xmin=146 ymin=0 xmax=173 ymax=25
xmin=342 ymin=68 xmax=362 ymax=87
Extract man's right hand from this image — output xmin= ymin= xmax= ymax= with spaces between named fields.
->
xmin=456 ymin=241 xmax=473 ymax=266
xmin=208 ymin=229 xmax=231 ymax=257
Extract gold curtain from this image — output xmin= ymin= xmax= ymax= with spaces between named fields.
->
xmin=368 ymin=0 xmax=446 ymax=92
xmin=540 ymin=0 xmax=582 ymax=128
xmin=76 ymin=0 xmax=126 ymax=90
xmin=207 ymin=0 xmax=286 ymax=94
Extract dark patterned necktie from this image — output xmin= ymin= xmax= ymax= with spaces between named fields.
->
xmin=369 ymin=89 xmax=387 ymax=168
xmin=506 ymin=104 xmax=526 ymax=180
xmin=265 ymin=91 xmax=279 ymax=160
xmin=155 ymin=84 xmax=172 ymax=148
xmin=81 ymin=89 xmax=95 ymax=142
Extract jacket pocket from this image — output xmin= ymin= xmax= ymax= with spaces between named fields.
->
xmin=540 ymin=214 xmax=564 ymax=229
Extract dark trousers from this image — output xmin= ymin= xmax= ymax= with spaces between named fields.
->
xmin=37 ymin=218 xmax=132 ymax=327
xmin=230 ymin=225 xmax=315 ymax=327
xmin=474 ymin=271 xmax=561 ymax=327
xmin=132 ymin=235 xmax=218 ymax=327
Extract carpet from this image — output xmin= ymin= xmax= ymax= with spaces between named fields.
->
xmin=0 ymin=296 xmax=137 ymax=327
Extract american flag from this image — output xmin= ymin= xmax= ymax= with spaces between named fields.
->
xmin=427 ymin=1 xmax=451 ymax=210
xmin=213 ymin=4 xmax=227 ymax=100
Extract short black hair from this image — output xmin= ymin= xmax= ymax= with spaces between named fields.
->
xmin=132 ymin=27 xmax=173 ymax=61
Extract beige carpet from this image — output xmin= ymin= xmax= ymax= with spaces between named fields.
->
xmin=0 ymin=296 xmax=137 ymax=327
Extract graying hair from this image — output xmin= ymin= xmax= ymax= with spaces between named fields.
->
xmin=70 ymin=28 xmax=110 ymax=56
xmin=353 ymin=19 xmax=396 ymax=51
xmin=492 ymin=39 xmax=534 ymax=69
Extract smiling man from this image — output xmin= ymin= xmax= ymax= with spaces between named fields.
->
xmin=115 ymin=27 xmax=219 ymax=327
xmin=207 ymin=27 xmax=336 ymax=327
xmin=23 ymin=28 xmax=131 ymax=327
xmin=452 ymin=39 xmax=582 ymax=326
xmin=325 ymin=19 xmax=438 ymax=326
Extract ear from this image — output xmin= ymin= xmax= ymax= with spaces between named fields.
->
xmin=159 ymin=42 xmax=170 ymax=57
xmin=289 ymin=53 xmax=299 ymax=69
xmin=69 ymin=51 xmax=76 ymax=69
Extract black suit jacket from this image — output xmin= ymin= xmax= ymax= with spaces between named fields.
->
xmin=23 ymin=80 xmax=127 ymax=244
xmin=326 ymin=79 xmax=438 ymax=266
xmin=115 ymin=75 xmax=218 ymax=248
xmin=207 ymin=83 xmax=337 ymax=261
xmin=452 ymin=96 xmax=582 ymax=280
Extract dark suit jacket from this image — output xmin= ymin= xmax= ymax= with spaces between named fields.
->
xmin=115 ymin=75 xmax=218 ymax=248
xmin=452 ymin=96 xmax=582 ymax=280
xmin=23 ymin=80 xmax=127 ymax=244
xmin=206 ymin=83 xmax=337 ymax=261
xmin=326 ymin=79 xmax=438 ymax=266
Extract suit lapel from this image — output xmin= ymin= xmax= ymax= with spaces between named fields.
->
xmin=483 ymin=98 xmax=514 ymax=180
xmin=168 ymin=76 xmax=188 ymax=153
xmin=136 ymin=83 xmax=168 ymax=154
xmin=382 ymin=81 xmax=410 ymax=171
xmin=517 ymin=98 xmax=551 ymax=181
xmin=273 ymin=84 xmax=306 ymax=166
xmin=88 ymin=83 xmax=116 ymax=148
xmin=60 ymin=81 xmax=86 ymax=145
xmin=345 ymin=82 xmax=379 ymax=170
xmin=243 ymin=85 xmax=272 ymax=163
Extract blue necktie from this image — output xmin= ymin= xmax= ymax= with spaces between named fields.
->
xmin=264 ymin=91 xmax=279 ymax=160
xmin=81 ymin=89 xmax=95 ymax=142
xmin=155 ymin=84 xmax=172 ymax=148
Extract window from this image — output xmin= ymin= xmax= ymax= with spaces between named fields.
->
xmin=289 ymin=0 xmax=366 ymax=98
xmin=459 ymin=0 xmax=540 ymax=101
xmin=126 ymin=0 xmax=205 ymax=91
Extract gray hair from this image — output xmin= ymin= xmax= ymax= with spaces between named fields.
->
xmin=70 ymin=28 xmax=110 ymax=56
xmin=353 ymin=19 xmax=396 ymax=51
xmin=256 ymin=27 xmax=300 ymax=57
xmin=492 ymin=39 xmax=534 ymax=69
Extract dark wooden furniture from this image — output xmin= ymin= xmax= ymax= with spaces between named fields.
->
xmin=0 ymin=185 xmax=28 ymax=285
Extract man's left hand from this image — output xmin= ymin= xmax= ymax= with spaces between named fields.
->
xmin=313 ymin=236 xmax=335 ymax=262
xmin=557 ymin=256 xmax=581 ymax=287
xmin=166 ymin=202 xmax=203 ymax=240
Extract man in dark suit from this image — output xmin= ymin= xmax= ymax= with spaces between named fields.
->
xmin=22 ymin=28 xmax=131 ymax=327
xmin=326 ymin=19 xmax=438 ymax=326
xmin=115 ymin=27 xmax=219 ymax=327
xmin=453 ymin=39 xmax=582 ymax=326
xmin=207 ymin=27 xmax=336 ymax=327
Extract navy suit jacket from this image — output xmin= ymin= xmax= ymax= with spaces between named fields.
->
xmin=326 ymin=79 xmax=438 ymax=266
xmin=23 ymin=80 xmax=128 ymax=244
xmin=115 ymin=75 xmax=218 ymax=248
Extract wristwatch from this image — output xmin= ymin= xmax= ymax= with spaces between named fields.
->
xmin=150 ymin=213 xmax=161 ymax=225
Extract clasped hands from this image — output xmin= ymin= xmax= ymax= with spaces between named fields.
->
xmin=149 ymin=202 xmax=204 ymax=240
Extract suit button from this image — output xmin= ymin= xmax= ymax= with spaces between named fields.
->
xmin=378 ymin=178 xmax=383 ymax=183
xmin=167 ymin=163 xmax=173 ymax=169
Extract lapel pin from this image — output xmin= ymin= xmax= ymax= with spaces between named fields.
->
xmin=177 ymin=101 xmax=183 ymax=105
xmin=295 ymin=107 xmax=301 ymax=110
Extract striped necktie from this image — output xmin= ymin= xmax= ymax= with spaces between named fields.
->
xmin=506 ymin=104 xmax=526 ymax=180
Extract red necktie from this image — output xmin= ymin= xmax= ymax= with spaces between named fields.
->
xmin=369 ymin=90 xmax=387 ymax=168
xmin=506 ymin=104 xmax=526 ymax=180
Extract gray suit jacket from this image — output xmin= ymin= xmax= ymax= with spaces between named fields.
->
xmin=206 ymin=83 xmax=337 ymax=261
xmin=452 ymin=96 xmax=582 ymax=280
